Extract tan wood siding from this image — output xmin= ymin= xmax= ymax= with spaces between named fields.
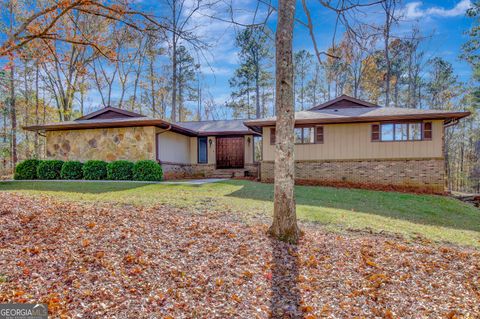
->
xmin=262 ymin=120 xmax=444 ymax=161
xmin=157 ymin=131 xmax=191 ymax=164
xmin=189 ymin=137 xmax=198 ymax=164
xmin=208 ymin=137 xmax=216 ymax=164
xmin=244 ymin=135 xmax=254 ymax=164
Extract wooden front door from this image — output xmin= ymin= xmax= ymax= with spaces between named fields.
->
xmin=216 ymin=136 xmax=244 ymax=169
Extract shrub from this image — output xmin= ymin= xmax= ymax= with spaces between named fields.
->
xmin=60 ymin=161 xmax=84 ymax=180
xmin=82 ymin=160 xmax=108 ymax=180
xmin=107 ymin=160 xmax=134 ymax=180
xmin=14 ymin=159 xmax=41 ymax=180
xmin=37 ymin=160 xmax=64 ymax=180
xmin=133 ymin=160 xmax=163 ymax=181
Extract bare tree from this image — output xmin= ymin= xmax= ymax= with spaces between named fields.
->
xmin=165 ymin=0 xmax=207 ymax=122
xmin=7 ymin=0 xmax=17 ymax=168
xmin=381 ymin=0 xmax=399 ymax=107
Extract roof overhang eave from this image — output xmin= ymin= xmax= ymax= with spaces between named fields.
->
xmin=22 ymin=119 xmax=198 ymax=136
xmin=244 ymin=111 xmax=471 ymax=128
xmin=197 ymin=129 xmax=261 ymax=137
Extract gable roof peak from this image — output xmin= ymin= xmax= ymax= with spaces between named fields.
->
xmin=75 ymin=106 xmax=145 ymax=121
xmin=309 ymin=95 xmax=380 ymax=111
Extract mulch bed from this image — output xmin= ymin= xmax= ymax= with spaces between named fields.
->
xmin=0 ymin=193 xmax=479 ymax=318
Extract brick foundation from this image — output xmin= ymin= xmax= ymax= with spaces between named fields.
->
xmin=161 ymin=162 xmax=259 ymax=180
xmin=260 ymin=158 xmax=445 ymax=193
xmin=161 ymin=162 xmax=215 ymax=180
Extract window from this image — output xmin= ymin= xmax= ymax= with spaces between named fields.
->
xmin=270 ymin=126 xmax=323 ymax=144
xmin=381 ymin=124 xmax=394 ymax=141
xmin=294 ymin=127 xmax=316 ymax=144
xmin=409 ymin=123 xmax=422 ymax=140
xmin=198 ymin=137 xmax=208 ymax=164
xmin=253 ymin=136 xmax=262 ymax=162
xmin=294 ymin=128 xmax=302 ymax=143
xmin=373 ymin=122 xmax=431 ymax=142
xmin=394 ymin=123 xmax=408 ymax=141
xmin=304 ymin=127 xmax=315 ymax=143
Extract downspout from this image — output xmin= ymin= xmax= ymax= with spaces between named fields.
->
xmin=155 ymin=124 xmax=172 ymax=162
xmin=443 ymin=118 xmax=459 ymax=129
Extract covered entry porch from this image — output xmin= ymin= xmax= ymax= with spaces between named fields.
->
xmin=156 ymin=129 xmax=259 ymax=179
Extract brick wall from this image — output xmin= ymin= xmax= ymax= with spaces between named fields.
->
xmin=260 ymin=158 xmax=445 ymax=192
xmin=161 ymin=163 xmax=216 ymax=179
xmin=161 ymin=162 xmax=259 ymax=180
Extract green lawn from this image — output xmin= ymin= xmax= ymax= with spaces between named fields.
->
xmin=1 ymin=180 xmax=479 ymax=248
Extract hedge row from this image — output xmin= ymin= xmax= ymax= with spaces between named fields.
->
xmin=14 ymin=159 xmax=163 ymax=181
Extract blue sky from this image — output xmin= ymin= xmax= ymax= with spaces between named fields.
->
xmin=1 ymin=0 xmax=476 ymax=117
xmin=142 ymin=0 xmax=474 ymax=118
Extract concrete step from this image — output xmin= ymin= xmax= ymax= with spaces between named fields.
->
xmin=212 ymin=169 xmax=247 ymax=178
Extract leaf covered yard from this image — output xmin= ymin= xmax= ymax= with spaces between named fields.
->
xmin=0 ymin=193 xmax=479 ymax=318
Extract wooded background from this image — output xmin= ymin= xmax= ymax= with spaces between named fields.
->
xmin=0 ymin=0 xmax=478 ymax=193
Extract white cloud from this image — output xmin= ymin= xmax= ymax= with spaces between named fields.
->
xmin=402 ymin=0 xmax=472 ymax=19
xmin=200 ymin=65 xmax=233 ymax=76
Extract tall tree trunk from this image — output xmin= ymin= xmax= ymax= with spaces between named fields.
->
xmin=300 ymin=73 xmax=304 ymax=110
xmin=178 ymin=63 xmax=183 ymax=121
xmin=269 ymin=0 xmax=300 ymax=244
xmin=10 ymin=59 xmax=17 ymax=169
xmin=197 ymin=70 xmax=201 ymax=120
xmin=34 ymin=61 xmax=39 ymax=158
xmin=8 ymin=1 xmax=17 ymax=169
xmin=2 ymin=110 xmax=7 ymax=169
xmin=255 ymin=58 xmax=261 ymax=119
xmin=384 ymin=30 xmax=391 ymax=107
xmin=383 ymin=0 xmax=396 ymax=107
xmin=149 ymin=58 xmax=156 ymax=117
xmin=171 ymin=1 xmax=178 ymax=122
xmin=23 ymin=60 xmax=30 ymax=158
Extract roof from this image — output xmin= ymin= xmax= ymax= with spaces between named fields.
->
xmin=23 ymin=97 xmax=471 ymax=136
xmin=24 ymin=116 xmax=198 ymax=136
xmin=75 ymin=106 xmax=145 ymax=120
xmin=244 ymin=96 xmax=471 ymax=130
xmin=23 ymin=107 xmax=258 ymax=136
xmin=310 ymin=94 xmax=380 ymax=110
xmin=175 ymin=120 xmax=257 ymax=136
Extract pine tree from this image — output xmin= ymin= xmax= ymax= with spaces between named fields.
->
xmin=294 ymin=50 xmax=313 ymax=110
xmin=228 ymin=26 xmax=273 ymax=119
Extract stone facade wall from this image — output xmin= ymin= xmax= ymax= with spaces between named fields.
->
xmin=260 ymin=158 xmax=445 ymax=192
xmin=46 ymin=127 xmax=156 ymax=162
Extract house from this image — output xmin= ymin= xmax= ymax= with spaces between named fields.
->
xmin=24 ymin=95 xmax=470 ymax=192
xmin=24 ymin=107 xmax=260 ymax=179
xmin=243 ymin=95 xmax=470 ymax=193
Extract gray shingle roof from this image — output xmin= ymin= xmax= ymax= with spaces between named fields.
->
xmin=24 ymin=116 xmax=257 ymax=136
xmin=175 ymin=120 xmax=252 ymax=134
xmin=244 ymin=107 xmax=470 ymax=127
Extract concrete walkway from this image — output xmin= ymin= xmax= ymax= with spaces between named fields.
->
xmin=160 ymin=178 xmax=228 ymax=185
xmin=0 ymin=178 xmax=229 ymax=185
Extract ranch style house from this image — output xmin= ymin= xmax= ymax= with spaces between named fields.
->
xmin=24 ymin=95 xmax=470 ymax=192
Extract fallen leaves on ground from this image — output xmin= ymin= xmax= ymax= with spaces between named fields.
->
xmin=0 ymin=193 xmax=479 ymax=318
